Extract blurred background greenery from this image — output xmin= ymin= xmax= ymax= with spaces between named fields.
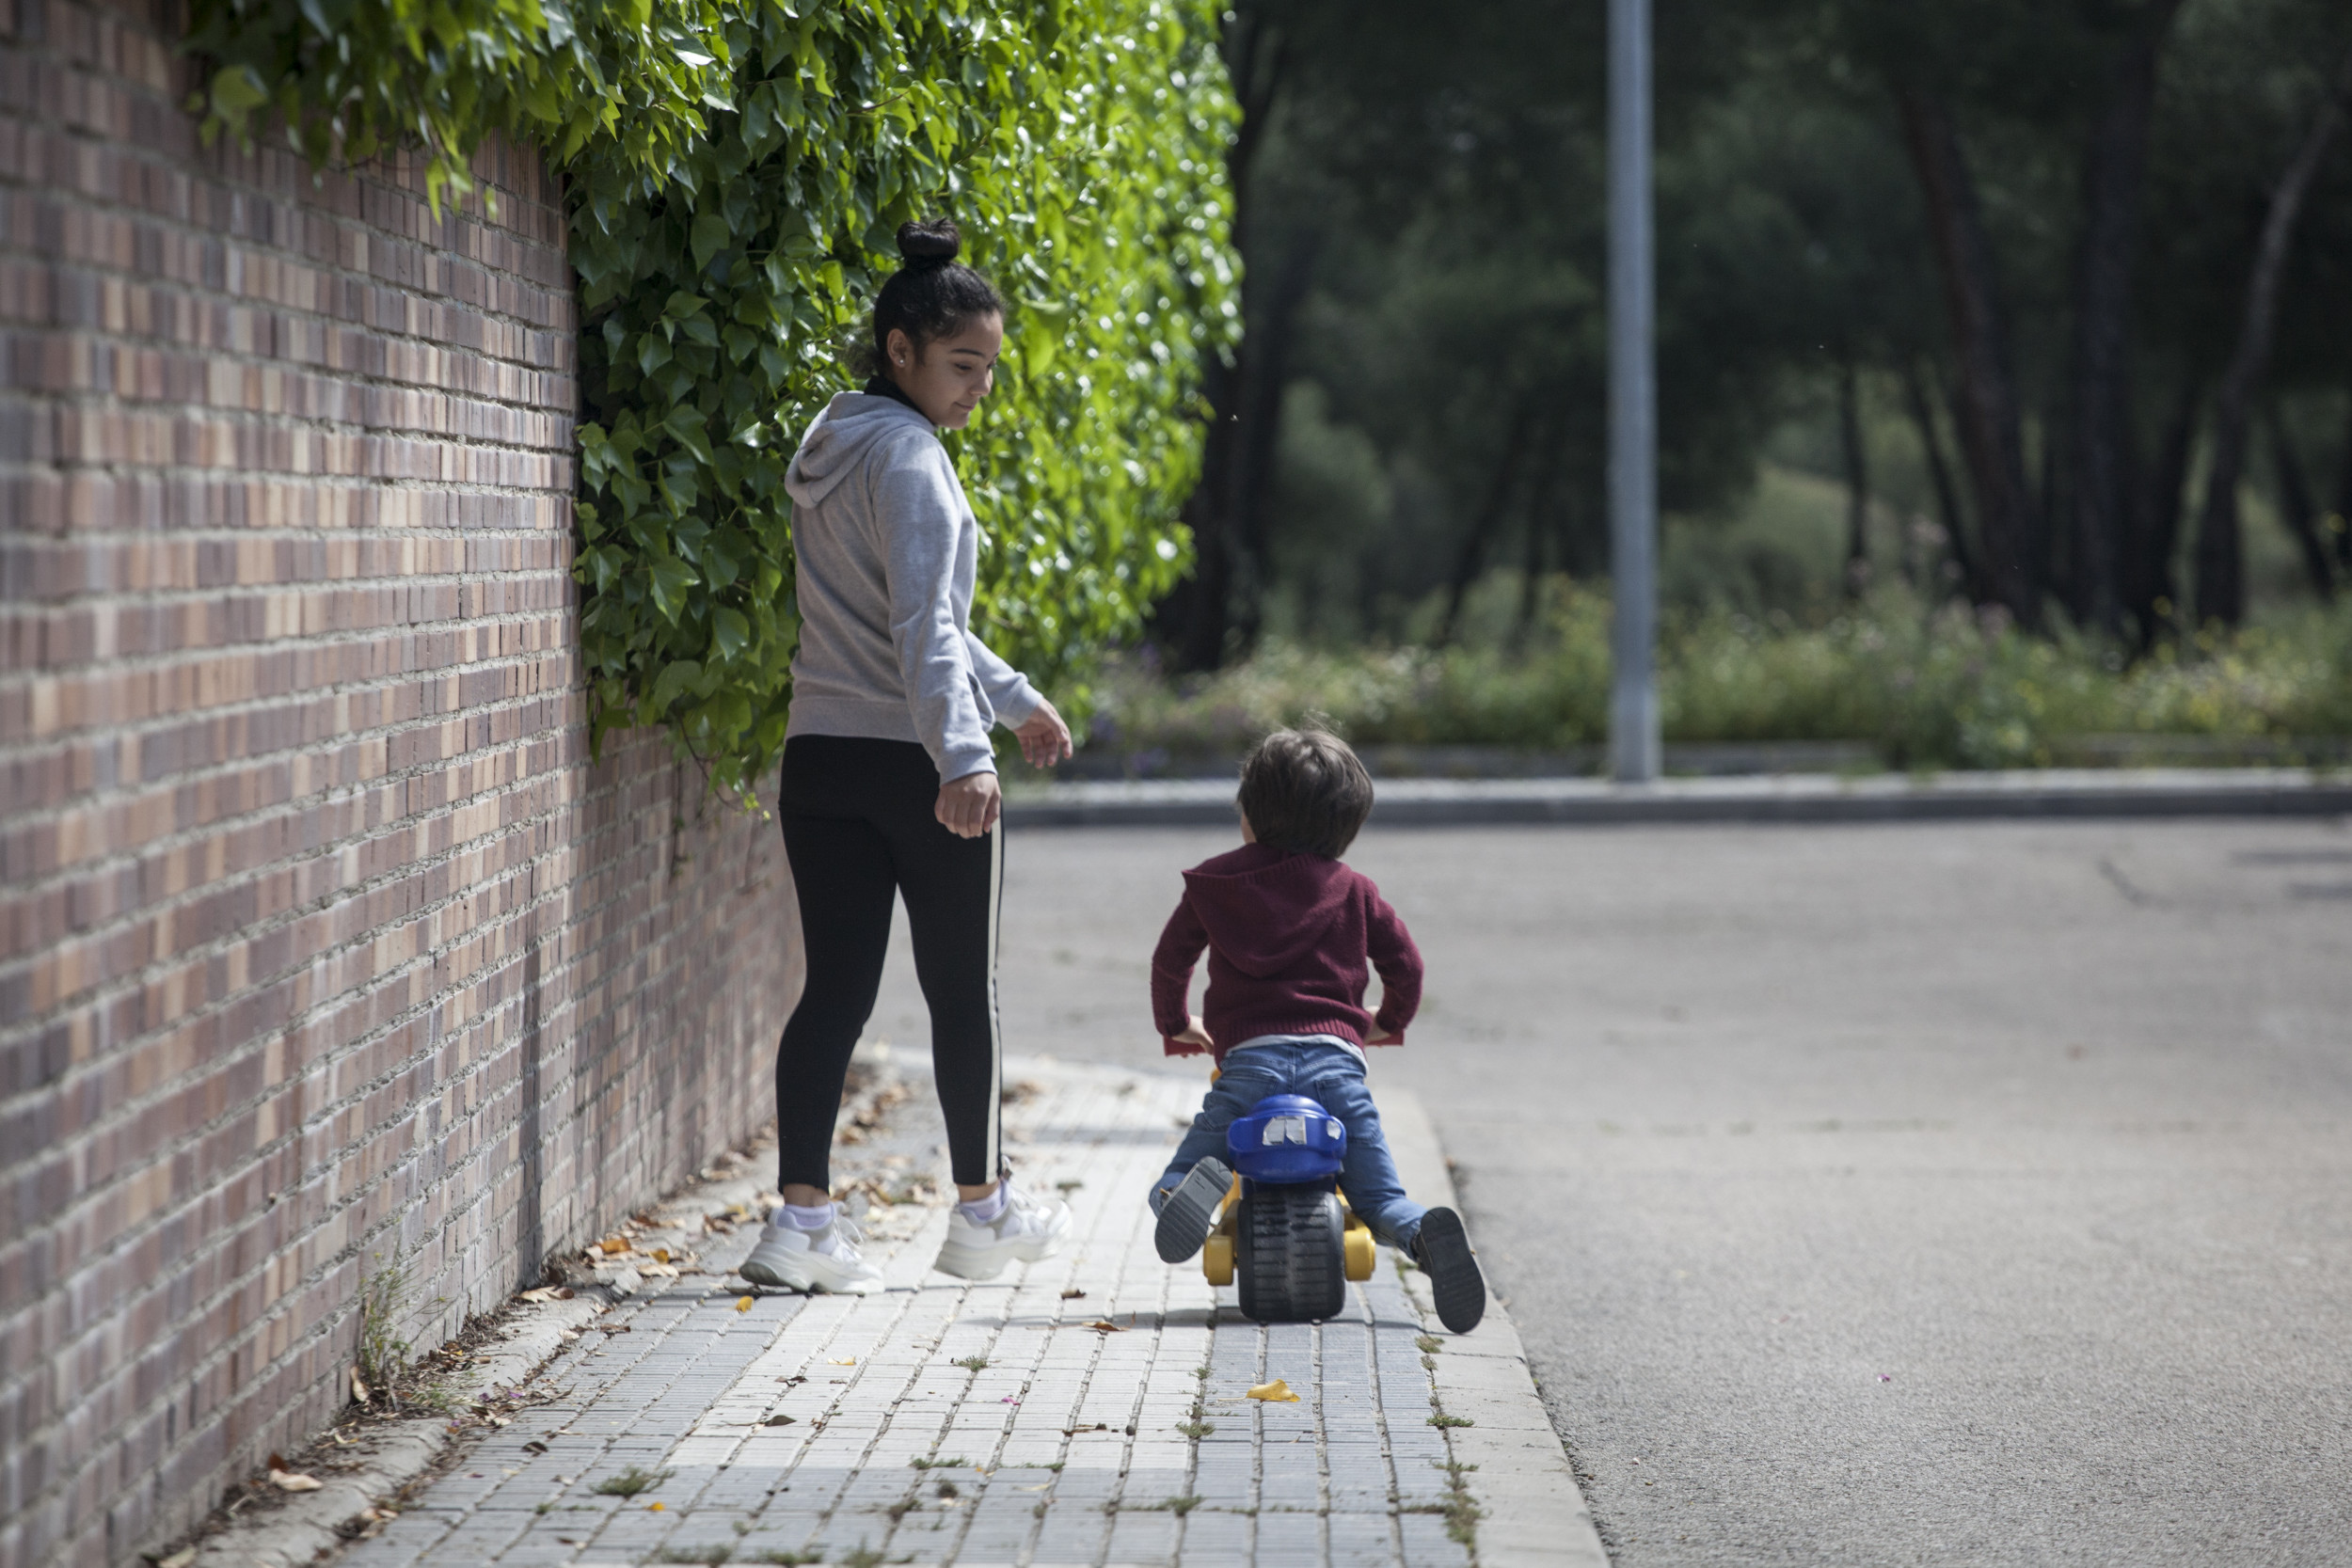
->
xmin=1103 ymin=0 xmax=2352 ymax=771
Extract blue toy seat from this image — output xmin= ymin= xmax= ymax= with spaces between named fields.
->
xmin=1226 ymin=1093 xmax=1347 ymax=1183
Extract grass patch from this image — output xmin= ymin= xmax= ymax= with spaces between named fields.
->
xmin=592 ymin=1465 xmax=675 ymax=1497
xmin=1165 ymin=1495 xmax=1204 ymax=1515
xmin=651 ymin=1547 xmax=732 ymax=1565
xmin=1416 ymin=1335 xmax=1444 ymax=1355
xmin=951 ymin=1355 xmax=990 ymax=1371
xmin=744 ymin=1552 xmax=822 ymax=1566
xmin=908 ymin=1455 xmax=968 ymax=1470
xmin=1427 ymin=1413 xmax=1474 ymax=1429
xmin=837 ymin=1543 xmax=884 ymax=1568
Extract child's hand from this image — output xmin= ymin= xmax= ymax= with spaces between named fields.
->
xmin=1170 ymin=1015 xmax=1215 ymax=1052
xmin=1364 ymin=1026 xmax=1399 ymax=1046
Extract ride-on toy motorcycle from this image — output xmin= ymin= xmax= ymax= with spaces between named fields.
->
xmin=1199 ymin=1094 xmax=1377 ymax=1322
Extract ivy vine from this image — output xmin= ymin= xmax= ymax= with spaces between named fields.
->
xmin=190 ymin=0 xmax=1237 ymax=801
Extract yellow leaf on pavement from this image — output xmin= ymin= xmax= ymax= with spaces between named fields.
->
xmin=735 ymin=1295 xmax=755 ymax=1312
xmin=270 ymin=1468 xmax=325 ymax=1492
xmin=1245 ymin=1379 xmax=1300 ymax=1403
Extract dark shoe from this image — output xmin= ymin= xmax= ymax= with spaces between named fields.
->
xmin=1413 ymin=1207 xmax=1486 ymax=1334
xmin=1154 ymin=1158 xmax=1233 ymax=1263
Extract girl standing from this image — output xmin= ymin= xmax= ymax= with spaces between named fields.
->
xmin=741 ymin=219 xmax=1074 ymax=1294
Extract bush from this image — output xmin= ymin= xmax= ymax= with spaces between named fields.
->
xmin=1085 ymin=587 xmax=2352 ymax=771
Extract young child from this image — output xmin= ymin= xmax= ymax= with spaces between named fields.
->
xmin=1147 ymin=727 xmax=1486 ymax=1333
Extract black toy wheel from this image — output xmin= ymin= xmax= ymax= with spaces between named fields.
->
xmin=1234 ymin=1182 xmax=1347 ymax=1323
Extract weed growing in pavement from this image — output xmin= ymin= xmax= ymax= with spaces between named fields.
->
xmin=908 ymin=1455 xmax=968 ymax=1469
xmin=1416 ymin=1335 xmax=1444 ymax=1355
xmin=1428 ymin=1413 xmax=1474 ymax=1429
xmin=935 ymin=1481 xmax=961 ymax=1499
xmin=952 ymin=1355 xmax=990 ymax=1371
xmin=355 ymin=1248 xmax=456 ymax=1414
xmin=744 ymin=1552 xmax=823 ymax=1565
xmin=1175 ymin=1363 xmax=1216 ymax=1438
xmin=1436 ymin=1458 xmax=1484 ymax=1548
xmin=652 ymin=1546 xmax=733 ymax=1564
xmin=592 ymin=1465 xmax=674 ymax=1497
xmin=1165 ymin=1496 xmax=1203 ymax=1515
xmin=838 ymin=1541 xmax=885 ymax=1568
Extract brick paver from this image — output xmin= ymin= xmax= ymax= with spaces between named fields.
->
xmin=347 ymin=1057 xmax=1486 ymax=1567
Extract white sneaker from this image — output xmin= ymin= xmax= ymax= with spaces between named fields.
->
xmin=931 ymin=1179 xmax=1072 ymax=1281
xmin=739 ymin=1208 xmax=883 ymax=1294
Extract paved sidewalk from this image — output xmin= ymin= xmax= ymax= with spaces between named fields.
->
xmin=340 ymin=1055 xmax=1600 ymax=1567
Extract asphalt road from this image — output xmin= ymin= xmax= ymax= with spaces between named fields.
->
xmin=859 ymin=816 xmax=2352 ymax=1565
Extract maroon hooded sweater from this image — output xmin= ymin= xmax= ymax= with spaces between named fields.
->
xmin=1150 ymin=841 xmax=1423 ymax=1060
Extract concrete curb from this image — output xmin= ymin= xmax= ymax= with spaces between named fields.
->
xmin=1381 ymin=1091 xmax=1609 ymax=1568
xmin=178 ymin=1295 xmax=608 ymax=1568
xmin=1004 ymin=766 xmax=2352 ymax=829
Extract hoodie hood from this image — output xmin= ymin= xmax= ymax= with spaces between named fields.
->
xmin=1180 ymin=843 xmax=1354 ymax=978
xmin=786 ymin=391 xmax=934 ymax=509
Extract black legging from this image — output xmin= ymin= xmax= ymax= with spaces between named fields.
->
xmin=775 ymin=735 xmax=1003 ymax=1191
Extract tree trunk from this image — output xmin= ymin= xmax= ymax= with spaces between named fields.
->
xmin=1838 ymin=359 xmax=1870 ymax=597
xmin=2192 ymin=45 xmax=2352 ymax=627
xmin=1225 ymin=235 xmax=1320 ymax=650
xmin=2125 ymin=370 xmax=2201 ymax=645
xmin=2333 ymin=398 xmax=2352 ymax=574
xmin=2066 ymin=0 xmax=2182 ymax=638
xmin=1902 ymin=358 xmax=1979 ymax=600
xmin=1898 ymin=87 xmax=2042 ymax=628
xmin=1162 ymin=9 xmax=1288 ymax=672
xmin=2265 ymin=403 xmax=2336 ymax=599
xmin=1433 ymin=403 xmax=1537 ymax=647
xmin=1512 ymin=413 xmax=1572 ymax=649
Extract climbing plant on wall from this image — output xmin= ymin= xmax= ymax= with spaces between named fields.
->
xmin=190 ymin=0 xmax=1237 ymax=801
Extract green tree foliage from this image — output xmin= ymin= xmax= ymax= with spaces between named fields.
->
xmin=1201 ymin=0 xmax=2352 ymax=656
xmin=190 ymin=0 xmax=1238 ymax=800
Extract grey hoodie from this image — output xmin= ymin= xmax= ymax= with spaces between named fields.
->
xmin=783 ymin=392 xmax=1040 ymax=783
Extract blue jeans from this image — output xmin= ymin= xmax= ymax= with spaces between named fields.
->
xmin=1151 ymin=1037 xmax=1426 ymax=1252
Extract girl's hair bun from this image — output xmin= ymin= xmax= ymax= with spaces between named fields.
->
xmin=897 ymin=217 xmax=961 ymax=267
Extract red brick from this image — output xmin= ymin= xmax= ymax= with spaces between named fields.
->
xmin=0 ymin=1 xmax=801 ymax=1562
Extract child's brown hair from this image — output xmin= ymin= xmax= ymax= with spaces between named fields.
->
xmin=1236 ymin=728 xmax=1374 ymax=858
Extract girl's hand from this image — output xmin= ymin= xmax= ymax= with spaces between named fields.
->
xmin=1013 ymin=696 xmax=1073 ymax=768
xmin=1170 ymin=1015 xmax=1215 ymax=1052
xmin=1364 ymin=1026 xmax=1399 ymax=1046
xmin=936 ymin=770 xmax=1002 ymax=838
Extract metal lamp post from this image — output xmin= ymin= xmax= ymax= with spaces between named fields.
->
xmin=1608 ymin=0 xmax=1661 ymax=783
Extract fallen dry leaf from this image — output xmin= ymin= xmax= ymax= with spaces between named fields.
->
xmin=646 ymin=1501 xmax=664 ymax=1513
xmin=269 ymin=1468 xmax=325 ymax=1492
xmin=598 ymin=1237 xmax=628 ymax=1255
xmin=735 ymin=1296 xmax=755 ymax=1312
xmin=829 ymin=1357 xmax=856 ymax=1365
xmin=349 ymin=1366 xmax=371 ymax=1404
xmin=763 ymin=1414 xmax=796 ymax=1427
xmin=1059 ymin=1289 xmax=1087 ymax=1300
xmin=154 ymin=1549 xmax=197 ymax=1568
xmin=1245 ymin=1379 xmax=1301 ymax=1403
xmin=1082 ymin=1320 xmax=1126 ymax=1334
xmin=518 ymin=1286 xmax=573 ymax=1304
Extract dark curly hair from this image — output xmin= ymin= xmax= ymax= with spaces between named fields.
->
xmin=861 ymin=217 xmax=1004 ymax=377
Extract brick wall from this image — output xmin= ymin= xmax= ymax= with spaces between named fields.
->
xmin=0 ymin=2 xmax=802 ymax=1563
